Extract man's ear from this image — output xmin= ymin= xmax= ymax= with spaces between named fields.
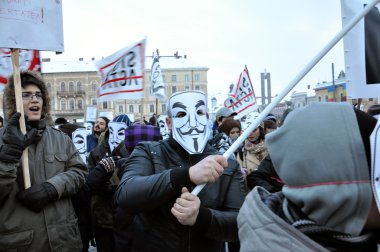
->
xmin=166 ymin=117 xmax=172 ymax=130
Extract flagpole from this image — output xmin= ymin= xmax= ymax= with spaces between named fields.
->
xmin=192 ymin=0 xmax=380 ymax=196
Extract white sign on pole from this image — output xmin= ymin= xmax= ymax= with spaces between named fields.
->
xmin=85 ymin=106 xmax=97 ymax=122
xmin=341 ymin=0 xmax=380 ymax=98
xmin=0 ymin=1 xmax=64 ymax=52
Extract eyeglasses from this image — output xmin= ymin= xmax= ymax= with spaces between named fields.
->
xmin=22 ymin=92 xmax=43 ymax=100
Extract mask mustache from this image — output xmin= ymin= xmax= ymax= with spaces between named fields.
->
xmin=180 ymin=126 xmax=205 ymax=135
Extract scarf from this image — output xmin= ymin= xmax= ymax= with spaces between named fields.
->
xmin=244 ymin=139 xmax=267 ymax=162
xmin=26 ymin=117 xmax=47 ymax=144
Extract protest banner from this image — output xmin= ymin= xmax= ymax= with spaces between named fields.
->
xmin=0 ymin=1 xmax=63 ymax=52
xmin=224 ymin=66 xmax=258 ymax=120
xmin=0 ymin=49 xmax=41 ymax=91
xmin=96 ymin=39 xmax=146 ymax=101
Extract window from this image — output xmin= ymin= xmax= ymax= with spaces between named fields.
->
xmin=138 ymin=105 xmax=142 ymax=113
xmin=162 ymin=103 xmax=166 ymax=113
xmin=92 ymin=81 xmax=98 ymax=91
xmin=69 ymin=98 xmax=75 ymax=110
xmin=184 ymin=74 xmax=190 ymax=82
xmin=77 ymin=82 xmax=82 ymax=91
xmin=162 ymin=75 xmax=166 ymax=82
xmin=369 ymin=98 xmax=374 ymax=101
xmin=324 ymin=95 xmax=328 ymax=102
xmin=60 ymin=82 xmax=66 ymax=92
xmin=171 ymin=75 xmax=177 ymax=82
xmin=103 ymin=101 xmax=108 ymax=109
xmin=129 ymin=105 xmax=134 ymax=113
xmin=194 ymin=74 xmax=200 ymax=81
xmin=172 ymin=86 xmax=177 ymax=93
xmin=185 ymin=85 xmax=190 ymax=91
xmin=61 ymin=99 xmax=66 ymax=110
xmin=118 ymin=105 xmax=124 ymax=113
xmin=92 ymin=99 xmax=97 ymax=105
xmin=77 ymin=99 xmax=83 ymax=110
xmin=69 ymin=82 xmax=74 ymax=92
xmin=340 ymin=93 xmax=343 ymax=102
xmin=150 ymin=104 xmax=155 ymax=113
xmin=195 ymin=85 xmax=200 ymax=90
xmin=47 ymin=82 xmax=52 ymax=92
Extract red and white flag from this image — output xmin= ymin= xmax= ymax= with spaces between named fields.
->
xmin=0 ymin=49 xmax=41 ymax=91
xmin=224 ymin=66 xmax=258 ymax=120
xmin=95 ymin=39 xmax=146 ymax=101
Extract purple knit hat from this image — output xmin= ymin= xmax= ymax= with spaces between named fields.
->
xmin=124 ymin=124 xmax=162 ymax=153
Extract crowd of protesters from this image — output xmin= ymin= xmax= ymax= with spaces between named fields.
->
xmin=1 ymin=71 xmax=380 ymax=252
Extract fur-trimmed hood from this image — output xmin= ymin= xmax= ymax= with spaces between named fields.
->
xmin=3 ymin=71 xmax=53 ymax=125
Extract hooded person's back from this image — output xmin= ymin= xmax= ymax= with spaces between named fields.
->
xmin=238 ymin=103 xmax=379 ymax=252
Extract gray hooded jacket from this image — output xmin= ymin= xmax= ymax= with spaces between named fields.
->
xmin=238 ymin=103 xmax=373 ymax=251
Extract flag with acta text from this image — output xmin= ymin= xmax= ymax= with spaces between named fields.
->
xmin=341 ymin=0 xmax=380 ymax=98
xmin=224 ymin=66 xmax=258 ymax=120
xmin=95 ymin=39 xmax=146 ymax=101
xmin=150 ymin=52 xmax=166 ymax=100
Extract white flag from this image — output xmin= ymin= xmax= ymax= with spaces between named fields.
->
xmin=95 ymin=39 xmax=146 ymax=101
xmin=224 ymin=66 xmax=258 ymax=120
xmin=150 ymin=53 xmax=166 ymax=100
xmin=341 ymin=0 xmax=380 ymax=98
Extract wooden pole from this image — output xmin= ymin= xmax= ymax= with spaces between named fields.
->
xmin=11 ymin=49 xmax=31 ymax=189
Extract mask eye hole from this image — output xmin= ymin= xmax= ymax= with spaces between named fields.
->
xmin=197 ymin=110 xmax=205 ymax=116
xmin=176 ymin=112 xmax=187 ymax=118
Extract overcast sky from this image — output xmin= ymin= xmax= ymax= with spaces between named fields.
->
xmin=42 ymin=0 xmax=346 ymax=104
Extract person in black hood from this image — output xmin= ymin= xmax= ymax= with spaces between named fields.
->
xmin=0 ymin=71 xmax=87 ymax=251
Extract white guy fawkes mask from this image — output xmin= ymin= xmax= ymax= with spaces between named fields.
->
xmin=108 ymin=122 xmax=127 ymax=152
xmin=72 ymin=128 xmax=88 ymax=163
xmin=157 ymin=115 xmax=170 ymax=139
xmin=84 ymin=122 xmax=93 ymax=136
xmin=169 ymin=91 xmax=210 ymax=154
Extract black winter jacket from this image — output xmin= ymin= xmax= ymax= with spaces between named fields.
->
xmin=114 ymin=138 xmax=246 ymax=252
xmin=246 ymin=155 xmax=284 ymax=192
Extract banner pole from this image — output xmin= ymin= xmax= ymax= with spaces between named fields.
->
xmin=192 ymin=0 xmax=380 ymax=196
xmin=11 ymin=49 xmax=31 ymax=189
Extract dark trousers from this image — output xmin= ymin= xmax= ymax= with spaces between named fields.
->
xmin=94 ymin=226 xmax=114 ymax=252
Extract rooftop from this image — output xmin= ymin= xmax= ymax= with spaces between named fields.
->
xmin=41 ymin=56 xmax=209 ymax=74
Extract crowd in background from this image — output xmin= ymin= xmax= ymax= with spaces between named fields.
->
xmin=1 ymin=71 xmax=380 ymax=251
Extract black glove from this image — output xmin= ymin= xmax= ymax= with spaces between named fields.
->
xmin=85 ymin=156 xmax=121 ymax=192
xmin=17 ymin=182 xmax=59 ymax=213
xmin=0 ymin=112 xmax=37 ymax=163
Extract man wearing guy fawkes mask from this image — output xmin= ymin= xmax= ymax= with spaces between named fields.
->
xmin=115 ymin=90 xmax=246 ymax=252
